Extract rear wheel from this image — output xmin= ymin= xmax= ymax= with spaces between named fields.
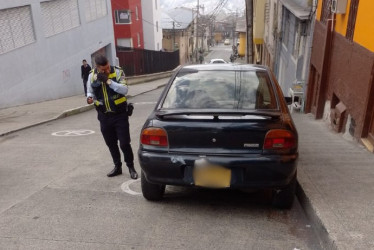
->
xmin=141 ymin=171 xmax=165 ymax=201
xmin=272 ymin=173 xmax=297 ymax=209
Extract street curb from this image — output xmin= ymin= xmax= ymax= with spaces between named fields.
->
xmin=0 ymin=105 xmax=95 ymax=137
xmin=56 ymin=104 xmax=95 ymax=119
xmin=0 ymin=83 xmax=168 ymax=137
xmin=126 ymin=71 xmax=174 ymax=85
xmin=0 ymin=117 xmax=60 ymax=137
xmin=296 ymin=179 xmax=338 ymax=250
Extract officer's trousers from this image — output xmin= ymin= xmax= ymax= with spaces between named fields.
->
xmin=98 ymin=111 xmax=134 ymax=168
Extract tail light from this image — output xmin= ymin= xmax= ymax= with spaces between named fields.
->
xmin=141 ymin=127 xmax=168 ymax=147
xmin=263 ymin=129 xmax=296 ymax=150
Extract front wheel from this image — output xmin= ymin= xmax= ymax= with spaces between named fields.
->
xmin=141 ymin=171 xmax=165 ymax=201
xmin=272 ymin=173 xmax=297 ymax=209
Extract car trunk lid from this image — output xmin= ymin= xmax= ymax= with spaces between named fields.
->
xmin=155 ymin=111 xmax=283 ymax=155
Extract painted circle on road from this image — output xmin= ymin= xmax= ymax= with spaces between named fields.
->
xmin=51 ymin=130 xmax=95 ymax=136
xmin=121 ymin=178 xmax=178 ymax=196
xmin=121 ymin=179 xmax=142 ymax=195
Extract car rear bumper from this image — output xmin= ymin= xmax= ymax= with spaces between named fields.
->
xmin=138 ymin=150 xmax=298 ymax=189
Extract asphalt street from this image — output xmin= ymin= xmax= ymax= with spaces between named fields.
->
xmin=0 ymin=86 xmax=322 ymax=249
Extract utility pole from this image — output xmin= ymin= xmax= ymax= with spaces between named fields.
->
xmin=234 ymin=9 xmax=238 ymax=45
xmin=172 ymin=21 xmax=175 ymax=51
xmin=200 ymin=5 xmax=205 ymax=52
xmin=245 ymin=0 xmax=253 ymax=64
xmin=195 ymin=0 xmax=199 ymax=61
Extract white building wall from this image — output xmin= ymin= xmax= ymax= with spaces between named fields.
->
xmin=264 ymin=0 xmax=278 ymax=56
xmin=0 ymin=0 xmax=116 ymax=109
xmin=141 ymin=0 xmax=162 ymax=51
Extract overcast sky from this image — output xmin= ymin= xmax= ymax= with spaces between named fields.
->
xmin=160 ymin=0 xmax=246 ymax=14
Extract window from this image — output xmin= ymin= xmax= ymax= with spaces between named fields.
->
xmin=162 ymin=71 xmax=277 ymax=110
xmin=115 ymin=10 xmax=131 ymax=24
xmin=117 ymin=38 xmax=132 ymax=47
xmin=282 ymin=9 xmax=290 ymax=47
xmin=321 ymin=0 xmax=332 ymax=25
xmin=136 ymin=6 xmax=139 ymax=20
xmin=137 ymin=33 xmax=141 ymax=47
xmin=156 ymin=21 xmax=159 ymax=32
xmin=41 ymin=0 xmax=80 ymax=37
xmin=264 ymin=1 xmax=270 ymax=25
xmin=84 ymin=0 xmax=107 ymax=22
xmin=293 ymin=21 xmax=301 ymax=58
xmin=0 ymin=6 xmax=35 ymax=54
xmin=272 ymin=3 xmax=278 ymax=35
xmin=346 ymin=0 xmax=359 ymax=41
xmin=155 ymin=0 xmax=158 ymax=9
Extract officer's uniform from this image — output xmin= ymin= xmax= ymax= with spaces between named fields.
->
xmin=87 ymin=66 xmax=134 ymax=171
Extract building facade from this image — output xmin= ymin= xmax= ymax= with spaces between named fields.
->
xmin=263 ymin=0 xmax=282 ymax=72
xmin=161 ymin=7 xmax=196 ymax=64
xmin=141 ymin=0 xmax=162 ymax=51
xmin=253 ymin=0 xmax=266 ymax=64
xmin=274 ymin=0 xmax=315 ymax=97
xmin=0 ymin=0 xmax=116 ymax=109
xmin=111 ymin=0 xmax=144 ymax=49
xmin=306 ymin=0 xmax=374 ymax=151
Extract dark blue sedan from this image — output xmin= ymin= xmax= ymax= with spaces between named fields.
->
xmin=138 ymin=64 xmax=298 ymax=208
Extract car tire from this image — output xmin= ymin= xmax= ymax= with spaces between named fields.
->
xmin=272 ymin=173 xmax=297 ymax=209
xmin=141 ymin=171 xmax=165 ymax=201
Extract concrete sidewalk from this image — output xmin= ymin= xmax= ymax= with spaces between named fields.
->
xmin=292 ymin=113 xmax=374 ymax=249
xmin=1 ymin=79 xmax=374 ymax=249
xmin=0 ymin=78 xmax=169 ymax=136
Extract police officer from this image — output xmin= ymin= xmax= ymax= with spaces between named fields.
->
xmin=86 ymin=54 xmax=138 ymax=179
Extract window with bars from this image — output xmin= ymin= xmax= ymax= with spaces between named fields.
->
xmin=264 ymin=1 xmax=270 ymax=25
xmin=346 ymin=0 xmax=359 ymax=41
xmin=282 ymin=9 xmax=290 ymax=47
xmin=293 ymin=21 xmax=302 ymax=59
xmin=321 ymin=0 xmax=332 ymax=25
xmin=0 ymin=6 xmax=35 ymax=54
xmin=41 ymin=0 xmax=80 ymax=37
xmin=85 ymin=0 xmax=107 ymax=22
xmin=272 ymin=3 xmax=278 ymax=38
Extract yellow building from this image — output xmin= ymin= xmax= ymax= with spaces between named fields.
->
xmin=236 ymin=18 xmax=246 ymax=58
xmin=235 ymin=1 xmax=266 ymax=63
xmin=253 ymin=0 xmax=265 ymax=64
xmin=161 ymin=8 xmax=196 ymax=64
xmin=307 ymin=0 xmax=374 ymax=151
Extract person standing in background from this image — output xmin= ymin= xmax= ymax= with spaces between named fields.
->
xmin=81 ymin=59 xmax=91 ymax=96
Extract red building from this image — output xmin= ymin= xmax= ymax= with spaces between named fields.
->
xmin=111 ymin=0 xmax=144 ymax=48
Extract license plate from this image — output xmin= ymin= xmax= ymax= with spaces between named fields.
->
xmin=193 ymin=165 xmax=231 ymax=188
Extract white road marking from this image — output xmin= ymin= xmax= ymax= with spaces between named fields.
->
xmin=51 ymin=130 xmax=95 ymax=136
xmin=133 ymin=102 xmax=157 ymax=105
xmin=121 ymin=179 xmax=142 ymax=195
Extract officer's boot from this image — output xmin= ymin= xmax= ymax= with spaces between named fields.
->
xmin=107 ymin=163 xmax=122 ymax=177
xmin=127 ymin=164 xmax=138 ymax=180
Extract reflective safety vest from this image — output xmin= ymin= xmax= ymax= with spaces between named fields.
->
xmin=90 ymin=66 xmax=127 ymax=113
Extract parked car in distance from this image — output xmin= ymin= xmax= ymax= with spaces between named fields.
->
xmin=209 ymin=58 xmax=228 ymax=64
xmin=138 ymin=64 xmax=298 ymax=209
xmin=224 ymin=39 xmax=230 ymax=45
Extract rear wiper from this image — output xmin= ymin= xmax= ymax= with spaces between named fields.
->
xmin=155 ymin=109 xmax=281 ymax=119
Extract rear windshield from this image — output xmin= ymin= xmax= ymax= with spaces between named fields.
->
xmin=161 ymin=70 xmax=278 ymax=110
